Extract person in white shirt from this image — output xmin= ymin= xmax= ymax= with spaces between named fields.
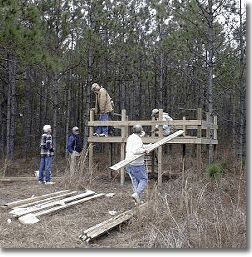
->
xmin=151 ymin=108 xmax=174 ymax=136
xmin=126 ymin=124 xmax=149 ymax=204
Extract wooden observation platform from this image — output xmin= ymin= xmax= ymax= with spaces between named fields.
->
xmin=87 ymin=108 xmax=218 ymax=186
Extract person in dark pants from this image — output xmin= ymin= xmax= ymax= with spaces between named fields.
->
xmin=38 ymin=125 xmax=54 ymax=185
xmin=67 ymin=126 xmax=83 ymax=175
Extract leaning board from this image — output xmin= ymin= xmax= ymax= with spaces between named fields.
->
xmin=109 ymin=130 xmax=184 ymax=171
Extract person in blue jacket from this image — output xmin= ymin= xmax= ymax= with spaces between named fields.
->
xmin=67 ymin=126 xmax=83 ymax=175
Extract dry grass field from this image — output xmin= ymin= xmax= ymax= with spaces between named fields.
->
xmin=0 ymin=152 xmax=247 ymax=248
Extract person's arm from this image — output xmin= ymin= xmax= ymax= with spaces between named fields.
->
xmin=40 ymin=134 xmax=47 ymax=149
xmin=98 ymin=89 xmax=107 ymax=113
xmin=67 ymin=136 xmax=74 ymax=154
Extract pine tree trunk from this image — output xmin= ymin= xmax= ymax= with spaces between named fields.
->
xmin=207 ymin=0 xmax=214 ymax=164
xmin=6 ymin=53 xmax=17 ymax=160
xmin=65 ymin=86 xmax=71 ymax=157
xmin=53 ymin=77 xmax=58 ymax=156
xmin=239 ymin=0 xmax=246 ymax=162
xmin=24 ymin=68 xmax=32 ymax=159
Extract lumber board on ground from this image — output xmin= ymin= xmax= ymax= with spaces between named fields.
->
xmin=79 ymin=203 xmax=147 ymax=242
xmin=11 ymin=191 xmax=77 ymax=209
xmin=18 ymin=193 xmax=105 ymax=224
xmin=10 ymin=190 xmax=94 ymax=217
xmin=0 ymin=177 xmax=62 ymax=182
xmin=109 ymin=130 xmax=184 ymax=171
xmin=3 ymin=190 xmax=70 ymax=209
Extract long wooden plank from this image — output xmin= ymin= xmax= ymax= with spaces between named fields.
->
xmin=88 ymin=120 xmax=201 ymax=127
xmin=18 ymin=193 xmax=105 ymax=225
xmin=34 ymin=193 xmax=104 ymax=217
xmin=10 ymin=190 xmax=94 ymax=217
xmin=80 ymin=203 xmax=147 ymax=242
xmin=0 ymin=177 xmax=62 ymax=182
xmin=11 ymin=191 xmax=77 ymax=209
xmin=3 ymin=190 xmax=70 ymax=209
xmin=87 ymin=136 xmax=217 ymax=144
xmin=109 ymin=130 xmax=184 ymax=171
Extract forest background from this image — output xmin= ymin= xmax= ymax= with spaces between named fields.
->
xmin=0 ymin=0 xmax=246 ymax=162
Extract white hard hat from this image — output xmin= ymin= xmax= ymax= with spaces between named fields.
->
xmin=43 ymin=125 xmax=51 ymax=132
xmin=151 ymin=109 xmax=159 ymax=116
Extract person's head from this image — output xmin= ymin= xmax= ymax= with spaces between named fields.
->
xmin=151 ymin=108 xmax=159 ymax=118
xmin=91 ymin=83 xmax=101 ymax=93
xmin=43 ymin=125 xmax=51 ymax=133
xmin=72 ymin=126 xmax=79 ymax=135
xmin=132 ymin=124 xmax=143 ymax=135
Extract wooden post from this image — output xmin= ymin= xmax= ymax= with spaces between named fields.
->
xmin=182 ymin=116 xmax=186 ymax=137
xmin=151 ymin=115 xmax=156 ymax=137
xmin=196 ymin=108 xmax=202 ymax=172
xmin=109 ymin=143 xmax=113 ymax=179
xmin=206 ymin=112 xmax=210 ymax=139
xmin=158 ymin=109 xmax=163 ymax=188
xmin=88 ymin=109 xmax=94 ymax=173
xmin=180 ymin=143 xmax=186 ymax=209
xmin=213 ymin=115 xmax=218 ymax=159
xmin=206 ymin=112 xmax=214 ymax=164
xmin=120 ymin=109 xmax=127 ymax=185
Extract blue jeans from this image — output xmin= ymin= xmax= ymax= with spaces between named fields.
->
xmin=96 ymin=113 xmax=109 ymax=136
xmin=127 ymin=165 xmax=148 ymax=198
xmin=39 ymin=156 xmax=53 ymax=182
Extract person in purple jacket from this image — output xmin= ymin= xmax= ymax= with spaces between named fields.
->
xmin=67 ymin=126 xmax=83 ymax=175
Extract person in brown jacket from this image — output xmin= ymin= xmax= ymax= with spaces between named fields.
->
xmin=91 ymin=83 xmax=113 ymax=137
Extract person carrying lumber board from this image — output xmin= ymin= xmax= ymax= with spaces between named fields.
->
xmin=38 ymin=125 xmax=55 ymax=185
xmin=126 ymin=124 xmax=151 ymax=204
xmin=67 ymin=126 xmax=83 ymax=175
xmin=151 ymin=108 xmax=174 ymax=136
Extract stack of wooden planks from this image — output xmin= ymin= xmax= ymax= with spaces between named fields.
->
xmin=2 ymin=189 xmax=105 ymax=224
xmin=80 ymin=202 xmax=148 ymax=243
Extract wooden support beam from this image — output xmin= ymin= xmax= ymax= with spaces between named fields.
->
xmin=182 ymin=116 xmax=186 ymax=137
xmin=88 ymin=120 xmax=202 ymax=127
xmin=157 ymin=109 xmax=163 ymax=188
xmin=88 ymin=109 xmax=94 ymax=173
xmin=88 ymin=136 xmax=218 ymax=145
xmin=197 ymin=108 xmax=202 ymax=172
xmin=79 ymin=202 xmax=148 ymax=242
xmin=109 ymin=143 xmax=113 ymax=179
xmin=213 ymin=116 xmax=218 ymax=159
xmin=120 ymin=109 xmax=127 ymax=186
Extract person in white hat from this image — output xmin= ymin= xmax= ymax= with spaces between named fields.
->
xmin=125 ymin=125 xmax=150 ymax=204
xmin=38 ymin=125 xmax=55 ymax=185
xmin=91 ymin=83 xmax=114 ymax=137
xmin=151 ymin=109 xmax=174 ymax=136
xmin=67 ymin=126 xmax=83 ymax=175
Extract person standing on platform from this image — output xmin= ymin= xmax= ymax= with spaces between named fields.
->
xmin=151 ymin=109 xmax=174 ymax=136
xmin=91 ymin=83 xmax=114 ymax=137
